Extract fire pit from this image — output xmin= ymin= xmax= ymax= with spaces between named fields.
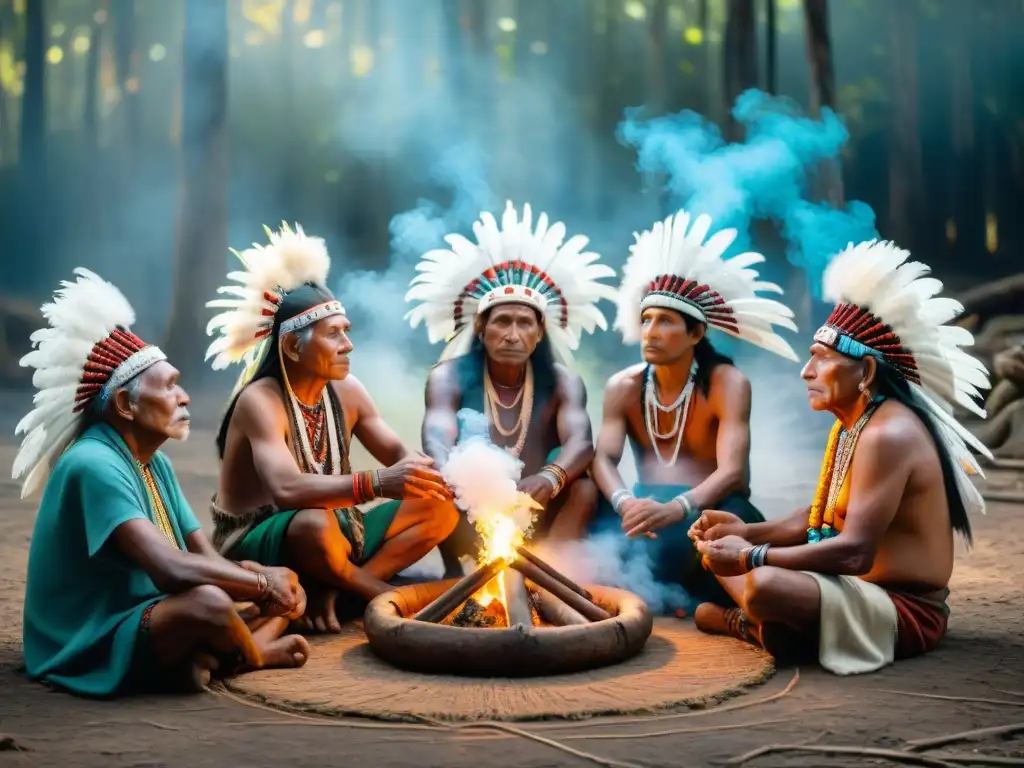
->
xmin=364 ymin=545 xmax=654 ymax=677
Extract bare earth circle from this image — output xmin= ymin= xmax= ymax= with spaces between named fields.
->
xmin=363 ymin=581 xmax=655 ymax=677
xmin=225 ymin=618 xmax=775 ymax=722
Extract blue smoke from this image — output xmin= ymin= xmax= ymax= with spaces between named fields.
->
xmin=617 ymin=89 xmax=879 ymax=299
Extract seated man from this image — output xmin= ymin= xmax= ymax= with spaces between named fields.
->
xmin=18 ymin=269 xmax=307 ymax=698
xmin=206 ymin=223 xmax=459 ymax=632
xmin=592 ymin=210 xmax=801 ymax=611
xmin=691 ymin=239 xmax=993 ymax=675
xmin=406 ymin=201 xmax=618 ymax=577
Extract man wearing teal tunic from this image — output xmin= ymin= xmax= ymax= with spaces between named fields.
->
xmin=592 ymin=210 xmax=801 ymax=614
xmin=206 ymin=224 xmax=459 ymax=633
xmin=16 ymin=269 xmax=308 ymax=697
xmin=406 ymin=202 xmax=619 ymax=577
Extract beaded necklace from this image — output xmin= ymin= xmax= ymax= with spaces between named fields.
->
xmin=483 ymin=362 xmax=534 ymax=458
xmin=277 ymin=341 xmax=366 ymax=561
xmin=136 ymin=460 xmax=182 ymax=550
xmin=806 ymin=395 xmax=885 ymax=543
xmin=642 ymin=360 xmax=699 ymax=467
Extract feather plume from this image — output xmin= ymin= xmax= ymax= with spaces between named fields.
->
xmin=614 ymin=209 xmax=800 ymax=361
xmin=404 ymin=200 xmax=618 ymax=363
xmin=205 ymin=222 xmax=333 ymax=371
xmin=12 ymin=268 xmax=141 ymax=498
xmin=820 ymin=239 xmax=994 ymax=516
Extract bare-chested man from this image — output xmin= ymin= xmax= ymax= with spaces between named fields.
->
xmin=406 ymin=201 xmax=618 ymax=576
xmin=691 ymin=239 xmax=993 ymax=674
xmin=19 ymin=269 xmax=307 ymax=697
xmin=205 ymin=224 xmax=458 ymax=632
xmin=592 ymin=210 xmax=800 ymax=612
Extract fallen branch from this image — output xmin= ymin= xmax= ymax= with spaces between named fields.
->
xmin=725 ymin=743 xmax=960 ymax=767
xmin=458 ymin=722 xmax=646 ymax=768
xmin=904 ymin=721 xmax=1024 ymax=752
xmin=868 ymin=689 xmax=1024 ymax=708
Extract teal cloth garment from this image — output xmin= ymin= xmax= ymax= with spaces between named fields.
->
xmin=589 ymin=483 xmax=766 ymax=613
xmin=22 ymin=421 xmax=202 ymax=697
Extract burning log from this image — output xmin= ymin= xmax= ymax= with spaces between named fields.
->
xmin=534 ymin=589 xmax=588 ymax=627
xmin=514 ymin=545 xmax=594 ymax=601
xmin=502 ymin=567 xmax=534 ymax=629
xmin=511 ymin=558 xmax=612 ymax=623
xmin=413 ymin=558 xmax=507 ymax=623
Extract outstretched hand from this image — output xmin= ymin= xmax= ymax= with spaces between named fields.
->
xmin=620 ymin=497 xmax=683 ymax=538
xmin=695 ymin=535 xmax=753 ymax=577
xmin=379 ymin=452 xmax=454 ymax=501
xmin=517 ymin=474 xmax=555 ymax=509
xmin=688 ymin=509 xmax=747 ymax=543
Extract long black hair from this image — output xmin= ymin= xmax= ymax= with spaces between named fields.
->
xmin=680 ymin=314 xmax=734 ymax=397
xmin=875 ymin=362 xmax=973 ymax=545
xmin=215 ymin=283 xmax=336 ymax=459
xmin=451 ymin=306 xmax=559 ymax=402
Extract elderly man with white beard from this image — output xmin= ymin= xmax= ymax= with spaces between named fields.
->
xmin=16 ymin=269 xmax=308 ymax=698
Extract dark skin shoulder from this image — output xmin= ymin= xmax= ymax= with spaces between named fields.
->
xmin=421 ymin=361 xmax=462 ymax=466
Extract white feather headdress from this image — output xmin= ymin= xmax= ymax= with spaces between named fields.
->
xmin=404 ymin=201 xmax=618 ymax=363
xmin=204 ymin=222 xmax=344 ymax=377
xmin=815 ymin=239 xmax=993 ymax=517
xmin=614 ymin=209 xmax=799 ymax=362
xmin=12 ymin=268 xmax=166 ymax=498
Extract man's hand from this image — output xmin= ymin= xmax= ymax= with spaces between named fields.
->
xmin=688 ymin=509 xmax=747 ymax=543
xmin=379 ymin=452 xmax=453 ymax=501
xmin=517 ymin=474 xmax=555 ymax=509
xmin=620 ymin=497 xmax=684 ymax=538
xmin=695 ymin=535 xmax=753 ymax=577
xmin=261 ymin=566 xmax=307 ymax=619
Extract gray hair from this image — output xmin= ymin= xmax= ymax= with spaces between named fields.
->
xmin=292 ymin=325 xmax=316 ymax=352
xmin=91 ymin=372 xmax=144 ymax=416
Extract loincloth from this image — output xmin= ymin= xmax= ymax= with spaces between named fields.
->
xmin=803 ymin=573 xmax=949 ymax=675
xmin=210 ymin=495 xmax=279 ymax=557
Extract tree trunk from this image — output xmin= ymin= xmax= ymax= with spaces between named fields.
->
xmin=19 ymin=0 xmax=45 ymax=186
xmin=947 ymin=10 xmax=974 ymax=259
xmin=112 ymin=0 xmax=138 ymax=168
xmin=164 ymin=0 xmax=229 ymax=384
xmin=802 ymin=0 xmax=843 ymax=208
xmin=722 ymin=0 xmax=757 ymax=141
xmin=765 ymin=0 xmax=776 ymax=94
xmin=646 ymin=0 xmax=668 ymax=114
xmin=887 ymin=0 xmax=924 ymax=246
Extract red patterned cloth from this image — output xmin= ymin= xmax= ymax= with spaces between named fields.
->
xmin=887 ymin=587 xmax=950 ymax=659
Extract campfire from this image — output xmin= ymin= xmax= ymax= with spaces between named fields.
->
xmin=413 ymin=545 xmax=612 ymax=628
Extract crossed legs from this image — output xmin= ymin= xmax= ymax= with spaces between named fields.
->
xmin=695 ymin=567 xmax=821 ymax=658
xmin=284 ymin=498 xmax=459 ymax=631
xmin=146 ymin=585 xmax=310 ymax=691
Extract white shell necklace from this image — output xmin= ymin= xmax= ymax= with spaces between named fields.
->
xmin=644 ymin=359 xmax=699 ymax=467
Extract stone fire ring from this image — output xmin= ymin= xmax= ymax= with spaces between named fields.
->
xmin=364 ymin=580 xmax=653 ymax=677
xmin=224 ymin=580 xmax=777 ymax=722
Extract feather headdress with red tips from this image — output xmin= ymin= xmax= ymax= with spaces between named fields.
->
xmin=614 ymin=209 xmax=800 ymax=362
xmin=404 ymin=201 xmax=618 ymax=363
xmin=204 ymin=222 xmax=344 ymax=394
xmin=815 ymin=239 xmax=993 ymax=516
xmin=12 ymin=268 xmax=167 ymax=498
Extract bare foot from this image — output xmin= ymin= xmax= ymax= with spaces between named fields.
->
xmin=253 ymin=634 xmax=311 ymax=671
xmin=694 ymin=602 xmax=730 ymax=635
xmin=294 ymin=586 xmax=342 ymax=634
xmin=187 ymin=651 xmax=220 ymax=692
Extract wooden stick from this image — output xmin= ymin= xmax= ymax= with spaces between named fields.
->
xmin=904 ymin=721 xmax=1024 ymax=752
xmin=511 ymin=558 xmax=611 ymax=622
xmin=502 ymin=567 xmax=534 ymax=629
xmin=725 ymin=743 xmax=959 ymax=767
xmin=981 ymin=490 xmax=1024 ymax=504
xmin=413 ymin=558 xmax=507 ymax=623
xmin=515 ymin=545 xmax=594 ymax=600
xmin=534 ymin=589 xmax=588 ymax=626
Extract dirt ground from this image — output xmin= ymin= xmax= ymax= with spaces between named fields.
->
xmin=0 ymin=428 xmax=1022 ymax=768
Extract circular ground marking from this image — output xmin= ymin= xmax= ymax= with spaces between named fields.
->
xmin=225 ymin=618 xmax=775 ymax=721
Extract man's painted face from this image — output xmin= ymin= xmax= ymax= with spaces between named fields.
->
xmin=478 ymin=304 xmax=544 ymax=367
xmin=640 ymin=306 xmax=704 ymax=365
xmin=289 ymin=313 xmax=354 ymax=381
xmin=127 ymin=361 xmax=192 ymax=441
xmin=800 ymin=342 xmax=867 ymax=412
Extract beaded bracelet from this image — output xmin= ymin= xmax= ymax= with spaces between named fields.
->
xmin=540 ymin=464 xmax=568 ymax=498
xmin=743 ymin=543 xmax=771 ymax=572
xmin=674 ymin=492 xmax=695 ymax=516
xmin=611 ymin=488 xmax=633 ymax=514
